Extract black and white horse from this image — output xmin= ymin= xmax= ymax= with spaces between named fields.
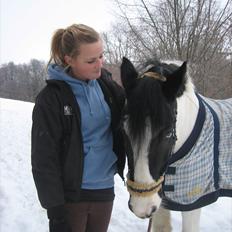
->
xmin=121 ymin=57 xmax=232 ymax=232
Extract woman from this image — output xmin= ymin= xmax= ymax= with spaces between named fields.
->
xmin=31 ymin=24 xmax=126 ymax=232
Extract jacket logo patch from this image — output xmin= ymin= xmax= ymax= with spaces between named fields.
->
xmin=64 ymin=105 xmax=73 ymax=115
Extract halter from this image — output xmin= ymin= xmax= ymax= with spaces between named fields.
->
xmin=126 ymin=176 xmax=164 ymax=197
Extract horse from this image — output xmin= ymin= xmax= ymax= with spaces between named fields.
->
xmin=120 ymin=57 xmax=232 ymax=232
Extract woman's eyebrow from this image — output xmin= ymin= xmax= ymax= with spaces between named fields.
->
xmin=86 ymin=53 xmax=104 ymax=60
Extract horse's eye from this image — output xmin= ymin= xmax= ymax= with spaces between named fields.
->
xmin=166 ymin=133 xmax=172 ymax=138
xmin=166 ymin=129 xmax=174 ymax=139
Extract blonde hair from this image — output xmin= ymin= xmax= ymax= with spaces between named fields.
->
xmin=48 ymin=24 xmax=100 ymax=67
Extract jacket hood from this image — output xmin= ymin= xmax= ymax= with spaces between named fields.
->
xmin=47 ymin=64 xmax=85 ymax=85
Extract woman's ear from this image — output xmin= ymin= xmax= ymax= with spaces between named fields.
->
xmin=64 ymin=55 xmax=73 ymax=66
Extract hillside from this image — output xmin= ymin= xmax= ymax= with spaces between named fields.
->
xmin=0 ymin=98 xmax=231 ymax=231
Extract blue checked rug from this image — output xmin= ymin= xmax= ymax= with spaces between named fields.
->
xmin=162 ymin=94 xmax=232 ymax=211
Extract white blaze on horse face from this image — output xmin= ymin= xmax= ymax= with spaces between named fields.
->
xmin=129 ymin=123 xmax=162 ymax=218
xmin=133 ymin=125 xmax=153 ymax=183
xmin=130 ymin=139 xmax=162 ymax=218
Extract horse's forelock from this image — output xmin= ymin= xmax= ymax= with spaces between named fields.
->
xmin=127 ymin=78 xmax=168 ymax=148
xmin=126 ymin=59 xmax=183 ymax=150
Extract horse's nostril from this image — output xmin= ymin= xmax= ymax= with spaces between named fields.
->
xmin=151 ymin=206 xmax=157 ymax=213
xmin=145 ymin=206 xmax=157 ymax=218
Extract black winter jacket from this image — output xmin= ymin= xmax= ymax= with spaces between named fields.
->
xmin=31 ymin=69 xmax=126 ymax=212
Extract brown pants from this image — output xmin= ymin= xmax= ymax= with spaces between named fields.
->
xmin=65 ymin=201 xmax=113 ymax=232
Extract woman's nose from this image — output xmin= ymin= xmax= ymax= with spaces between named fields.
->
xmin=95 ymin=58 xmax=103 ymax=68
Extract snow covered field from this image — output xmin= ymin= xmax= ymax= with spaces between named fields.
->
xmin=0 ymin=98 xmax=231 ymax=231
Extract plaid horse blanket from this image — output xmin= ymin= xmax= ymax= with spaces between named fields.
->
xmin=162 ymin=94 xmax=232 ymax=211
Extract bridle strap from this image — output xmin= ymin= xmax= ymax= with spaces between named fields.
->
xmin=126 ymin=176 xmax=164 ymax=197
xmin=138 ymin=72 xmax=167 ymax=82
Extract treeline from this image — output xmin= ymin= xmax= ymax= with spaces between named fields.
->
xmin=0 ymin=57 xmax=231 ymax=104
xmin=0 ymin=0 xmax=231 ymax=102
xmin=0 ymin=60 xmax=122 ymax=102
xmin=0 ymin=59 xmax=48 ymax=102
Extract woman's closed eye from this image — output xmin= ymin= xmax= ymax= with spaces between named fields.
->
xmin=87 ymin=54 xmax=103 ymax=64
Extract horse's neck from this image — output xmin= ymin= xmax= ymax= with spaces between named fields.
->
xmin=174 ymin=84 xmax=199 ymax=153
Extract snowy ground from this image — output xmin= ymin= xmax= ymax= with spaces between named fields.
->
xmin=0 ymin=98 xmax=231 ymax=232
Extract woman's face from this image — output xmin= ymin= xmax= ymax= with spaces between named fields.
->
xmin=66 ymin=40 xmax=104 ymax=81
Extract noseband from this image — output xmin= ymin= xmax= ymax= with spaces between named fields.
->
xmin=126 ymin=176 xmax=164 ymax=197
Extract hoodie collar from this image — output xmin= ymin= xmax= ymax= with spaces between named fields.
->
xmin=47 ymin=63 xmax=95 ymax=86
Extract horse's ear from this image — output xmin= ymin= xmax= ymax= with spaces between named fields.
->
xmin=163 ymin=61 xmax=187 ymax=100
xmin=120 ymin=57 xmax=138 ymax=92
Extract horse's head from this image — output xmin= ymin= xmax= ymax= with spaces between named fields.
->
xmin=121 ymin=57 xmax=187 ymax=218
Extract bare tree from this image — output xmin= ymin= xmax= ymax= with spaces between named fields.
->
xmin=105 ymin=0 xmax=232 ymax=98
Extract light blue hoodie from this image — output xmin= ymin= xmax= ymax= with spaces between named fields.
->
xmin=47 ymin=64 xmax=117 ymax=189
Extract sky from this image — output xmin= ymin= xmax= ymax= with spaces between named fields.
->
xmin=0 ymin=0 xmax=116 ymax=65
xmin=0 ymin=97 xmax=232 ymax=231
xmin=1 ymin=0 xmax=229 ymax=65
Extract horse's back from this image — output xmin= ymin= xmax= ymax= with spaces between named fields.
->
xmin=162 ymin=95 xmax=232 ymax=211
xmin=202 ymin=97 xmax=232 ymax=115
xmin=202 ymin=96 xmax=232 ymax=192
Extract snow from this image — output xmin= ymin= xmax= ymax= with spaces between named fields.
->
xmin=0 ymin=97 xmax=231 ymax=232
